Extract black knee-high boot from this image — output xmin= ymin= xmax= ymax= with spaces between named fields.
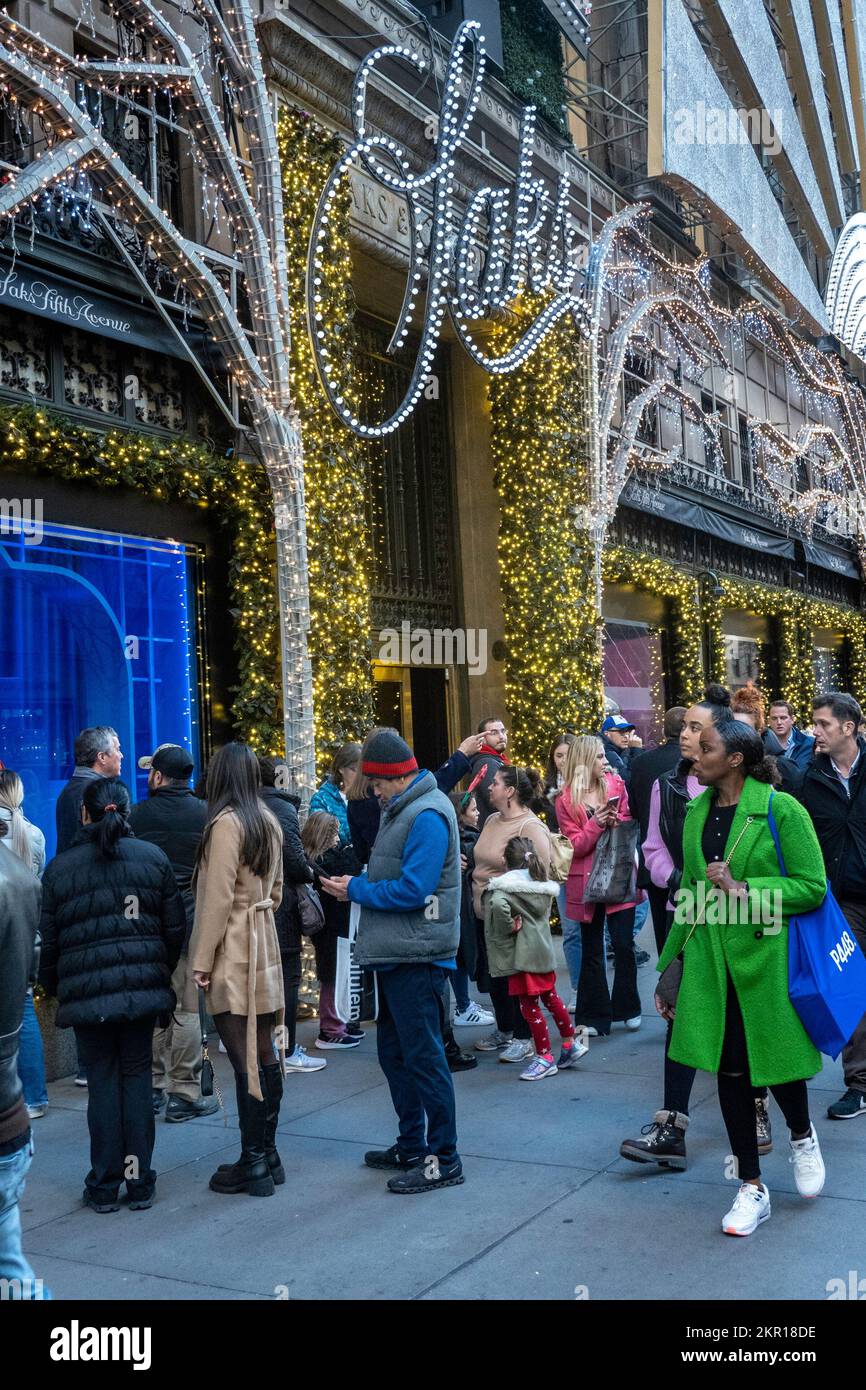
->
xmin=209 ymin=1072 xmax=275 ymax=1197
xmin=261 ymin=1063 xmax=285 ymax=1184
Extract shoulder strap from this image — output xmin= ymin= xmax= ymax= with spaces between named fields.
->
xmin=765 ymin=791 xmax=787 ymax=877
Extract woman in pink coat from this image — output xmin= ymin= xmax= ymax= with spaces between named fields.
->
xmin=557 ymin=735 xmax=642 ymax=1035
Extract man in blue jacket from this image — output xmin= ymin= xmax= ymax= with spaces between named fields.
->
xmin=764 ymin=699 xmax=815 ymax=771
xmin=321 ymin=728 xmax=463 ymax=1193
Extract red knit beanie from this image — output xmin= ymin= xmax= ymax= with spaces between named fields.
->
xmin=361 ymin=729 xmax=418 ymax=778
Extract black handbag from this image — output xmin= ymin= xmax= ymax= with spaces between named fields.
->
xmin=298 ymin=881 xmax=326 ymax=937
xmin=197 ymin=988 xmax=215 ymax=1097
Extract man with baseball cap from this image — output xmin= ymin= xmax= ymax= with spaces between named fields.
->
xmin=321 ymin=728 xmax=463 ymax=1194
xmin=129 ymin=744 xmax=217 ymax=1123
xmin=600 ymin=715 xmax=638 ymax=784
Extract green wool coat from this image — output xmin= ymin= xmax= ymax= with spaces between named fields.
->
xmin=656 ymin=777 xmax=826 ymax=1086
xmin=483 ymin=870 xmax=559 ymax=978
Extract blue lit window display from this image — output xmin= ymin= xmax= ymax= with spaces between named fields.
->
xmin=0 ymin=519 xmax=201 ymax=860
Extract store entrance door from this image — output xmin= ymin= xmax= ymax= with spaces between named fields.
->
xmin=371 ymin=662 xmax=451 ymax=770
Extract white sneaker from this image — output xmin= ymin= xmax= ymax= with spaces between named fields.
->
xmin=722 ymin=1182 xmax=771 ymax=1236
xmin=625 ymin=1015 xmax=642 ymax=1031
xmin=499 ymin=1039 xmax=535 ymax=1064
xmin=789 ymin=1124 xmax=825 ymax=1198
xmin=284 ymin=1045 xmax=327 ymax=1074
xmin=567 ymin=992 xmax=577 ymax=1013
xmin=453 ymin=1002 xmax=496 ymax=1027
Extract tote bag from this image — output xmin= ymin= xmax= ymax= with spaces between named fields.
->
xmin=767 ymin=795 xmax=866 ymax=1059
xmin=334 ymin=900 xmax=379 ymax=1024
xmin=582 ymin=820 xmax=640 ymax=905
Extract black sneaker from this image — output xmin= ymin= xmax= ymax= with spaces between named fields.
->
xmin=152 ymin=1088 xmax=166 ymax=1115
xmin=387 ymin=1159 xmax=464 ymax=1194
xmin=828 ymin=1088 xmax=866 ymax=1120
xmin=83 ymin=1189 xmax=120 ymax=1214
xmin=315 ymin=1032 xmax=363 ymax=1050
xmin=364 ymin=1145 xmax=425 ymax=1171
xmin=165 ymin=1094 xmax=219 ymax=1123
xmin=619 ymin=1110 xmax=688 ymax=1170
xmin=635 ymin=948 xmax=651 ymax=966
xmin=345 ymin=1023 xmax=365 ymax=1040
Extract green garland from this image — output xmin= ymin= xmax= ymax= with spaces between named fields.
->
xmin=0 ymin=402 xmax=281 ymax=747
xmin=500 ymin=0 xmax=569 ymax=137
xmin=489 ymin=304 xmax=601 ymax=763
xmin=278 ymin=107 xmax=375 ymax=774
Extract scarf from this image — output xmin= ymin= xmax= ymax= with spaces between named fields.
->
xmin=479 ymin=743 xmax=510 ymax=764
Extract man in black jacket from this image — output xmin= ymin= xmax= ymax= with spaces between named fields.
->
xmin=55 ymin=726 xmax=123 ymax=854
xmin=0 ymin=851 xmax=47 ymax=1297
xmin=130 ymin=744 xmax=216 ymax=1123
xmin=800 ymin=692 xmax=866 ymax=1120
xmin=629 ymin=707 xmax=687 ymax=958
xmin=467 ymin=719 xmax=509 ymax=827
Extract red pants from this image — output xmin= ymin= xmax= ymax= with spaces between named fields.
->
xmin=517 ymin=989 xmax=575 ymax=1057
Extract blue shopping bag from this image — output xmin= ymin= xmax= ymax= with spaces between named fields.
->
xmin=768 ymin=795 xmax=866 ymax=1059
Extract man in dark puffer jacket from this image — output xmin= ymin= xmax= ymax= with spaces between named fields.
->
xmin=39 ymin=776 xmax=186 ymax=1212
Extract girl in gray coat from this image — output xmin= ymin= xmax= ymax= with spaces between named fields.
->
xmin=484 ymin=837 xmax=588 ymax=1081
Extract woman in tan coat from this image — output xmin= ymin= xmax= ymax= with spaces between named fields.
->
xmin=189 ymin=743 xmax=285 ymax=1197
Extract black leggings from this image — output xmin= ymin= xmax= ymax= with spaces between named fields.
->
xmin=716 ymin=976 xmax=810 ymax=1181
xmin=488 ymin=975 xmax=531 ymax=1040
xmin=282 ymin=952 xmax=302 ymax=1055
xmin=213 ymin=1012 xmax=277 ymax=1075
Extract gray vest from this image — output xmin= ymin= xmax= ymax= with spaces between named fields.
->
xmin=355 ymin=771 xmax=461 ymax=967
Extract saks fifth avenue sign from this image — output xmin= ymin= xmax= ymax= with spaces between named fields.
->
xmin=307 ymin=20 xmax=591 ymax=438
xmin=0 ymin=263 xmax=132 ymax=335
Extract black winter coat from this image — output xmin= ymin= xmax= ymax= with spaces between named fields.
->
xmin=55 ymin=769 xmax=104 ymax=855
xmin=38 ymin=834 xmax=186 ymax=1027
xmin=799 ymin=738 xmax=866 ymax=902
xmin=457 ymin=825 xmax=479 ymax=978
xmin=312 ymin=841 xmax=361 ymax=982
xmin=128 ymin=787 xmax=208 ymax=947
xmin=260 ymin=786 xmax=314 ymax=955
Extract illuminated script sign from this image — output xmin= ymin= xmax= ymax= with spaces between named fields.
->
xmin=306 ymin=21 xmax=590 ymax=437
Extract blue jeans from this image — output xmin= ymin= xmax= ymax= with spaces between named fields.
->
xmin=17 ymin=991 xmax=48 ymax=1109
xmin=558 ymin=886 xmax=583 ymax=991
xmin=448 ymin=965 xmax=472 ymax=1014
xmin=632 ymin=899 xmax=650 ymax=938
xmin=376 ymin=964 xmax=459 ymax=1165
xmin=0 ymin=1138 xmax=48 ymax=1298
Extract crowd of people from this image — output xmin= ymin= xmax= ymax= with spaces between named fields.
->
xmin=3 ymin=680 xmax=866 ymax=1294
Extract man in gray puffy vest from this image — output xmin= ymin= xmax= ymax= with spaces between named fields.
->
xmin=321 ymin=728 xmax=463 ymax=1193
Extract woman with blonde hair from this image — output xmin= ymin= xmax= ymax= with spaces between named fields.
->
xmin=1 ymin=771 xmax=48 ymax=1119
xmin=557 ymin=736 xmax=642 ymax=1036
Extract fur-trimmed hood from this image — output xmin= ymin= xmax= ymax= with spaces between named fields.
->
xmin=485 ymin=869 xmax=559 ymax=896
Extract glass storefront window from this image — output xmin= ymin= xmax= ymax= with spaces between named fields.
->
xmin=603 ymin=620 xmax=663 ymax=747
xmin=0 ymin=519 xmax=201 ymax=860
xmin=724 ymin=634 xmax=761 ymax=689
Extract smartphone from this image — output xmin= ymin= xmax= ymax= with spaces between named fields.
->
xmin=606 ymin=794 xmax=621 ymax=808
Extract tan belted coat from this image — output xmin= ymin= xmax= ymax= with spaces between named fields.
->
xmin=187 ymin=808 xmax=285 ymax=1099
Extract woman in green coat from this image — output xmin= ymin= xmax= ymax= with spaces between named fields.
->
xmin=656 ymin=719 xmax=827 ymax=1237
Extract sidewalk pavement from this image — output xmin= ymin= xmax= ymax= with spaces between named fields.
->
xmin=19 ymin=929 xmax=866 ymax=1301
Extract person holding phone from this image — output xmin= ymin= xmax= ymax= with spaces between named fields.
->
xmin=557 ymin=736 xmax=642 ymax=1036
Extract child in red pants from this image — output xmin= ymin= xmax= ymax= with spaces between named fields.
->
xmin=483 ymin=836 xmax=589 ymax=1080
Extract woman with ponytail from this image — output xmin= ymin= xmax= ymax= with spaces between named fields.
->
xmin=654 ymin=719 xmax=828 ymax=1237
xmin=38 ymin=777 xmax=186 ymax=1213
xmin=0 ymin=771 xmax=48 ymax=1119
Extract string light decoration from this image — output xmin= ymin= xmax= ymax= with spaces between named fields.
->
xmin=488 ymin=300 xmax=603 ymax=762
xmin=0 ymin=0 xmax=316 ymax=799
xmin=0 ymin=402 xmax=282 ymax=748
xmin=278 ymin=107 xmax=375 ymax=774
